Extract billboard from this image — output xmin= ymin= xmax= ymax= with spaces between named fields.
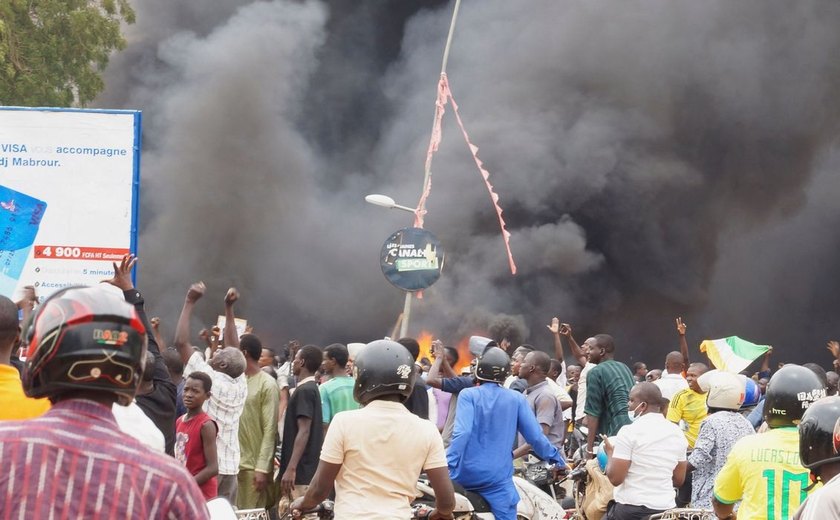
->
xmin=0 ymin=107 xmax=140 ymax=301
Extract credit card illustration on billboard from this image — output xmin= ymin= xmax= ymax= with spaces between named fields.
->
xmin=0 ymin=185 xmax=47 ymax=297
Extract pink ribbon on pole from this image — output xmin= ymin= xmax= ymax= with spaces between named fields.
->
xmin=414 ymin=76 xmax=447 ymax=229
xmin=414 ymin=73 xmax=517 ymax=275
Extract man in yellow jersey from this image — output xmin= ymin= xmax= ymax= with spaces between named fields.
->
xmin=0 ymin=295 xmax=50 ymax=420
xmin=713 ymin=364 xmax=826 ymax=520
xmin=667 ymin=362 xmax=708 ymax=506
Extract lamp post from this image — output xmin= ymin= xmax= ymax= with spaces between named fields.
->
xmin=366 ymin=0 xmax=463 ymax=340
xmin=364 ymin=194 xmax=417 ymax=214
xmin=365 ymin=193 xmax=416 ymax=339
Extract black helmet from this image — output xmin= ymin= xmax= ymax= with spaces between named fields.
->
xmin=475 ymin=346 xmax=510 ymax=383
xmin=799 ymin=396 xmax=840 ymax=470
xmin=23 ymin=286 xmax=148 ymax=406
xmin=353 ymin=340 xmax=416 ymax=405
xmin=764 ymin=364 xmax=826 ymax=429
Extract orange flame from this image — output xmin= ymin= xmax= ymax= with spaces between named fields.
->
xmin=416 ymin=331 xmax=473 ymax=374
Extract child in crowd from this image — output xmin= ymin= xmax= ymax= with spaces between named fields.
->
xmin=175 ymin=372 xmax=219 ymax=500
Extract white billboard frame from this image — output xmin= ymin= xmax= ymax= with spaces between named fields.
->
xmin=0 ymin=107 xmax=141 ymax=301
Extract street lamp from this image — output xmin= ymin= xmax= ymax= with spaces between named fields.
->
xmin=364 ymin=194 xmax=416 ymax=214
xmin=365 ymin=193 xmax=417 ymax=339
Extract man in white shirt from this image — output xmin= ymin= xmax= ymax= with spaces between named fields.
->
xmin=653 ymin=351 xmax=688 ymax=401
xmin=112 ymin=399 xmax=166 ymax=453
xmin=604 ymin=382 xmax=688 ymax=520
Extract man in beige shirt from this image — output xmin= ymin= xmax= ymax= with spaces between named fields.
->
xmin=291 ymin=340 xmax=455 ymax=520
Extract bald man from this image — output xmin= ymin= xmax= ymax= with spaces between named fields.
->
xmin=654 ymin=351 xmax=688 ymax=400
xmin=604 ymin=383 xmax=688 ymax=520
xmin=513 ymin=351 xmax=567 ymax=456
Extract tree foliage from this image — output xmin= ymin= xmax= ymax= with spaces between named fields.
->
xmin=0 ymin=0 xmax=135 ymax=107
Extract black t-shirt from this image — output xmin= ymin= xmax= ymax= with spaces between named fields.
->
xmin=280 ymin=380 xmax=323 ymax=485
xmin=124 ymin=288 xmax=177 ymax=456
xmin=404 ymin=378 xmax=429 ymax=420
xmin=136 ymin=381 xmax=177 ymax=455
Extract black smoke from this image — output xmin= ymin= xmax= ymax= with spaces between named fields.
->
xmin=98 ymin=0 xmax=840 ymax=368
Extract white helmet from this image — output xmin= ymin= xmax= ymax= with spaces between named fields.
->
xmin=705 ymin=371 xmax=745 ymax=411
xmin=347 ymin=343 xmax=365 ymax=362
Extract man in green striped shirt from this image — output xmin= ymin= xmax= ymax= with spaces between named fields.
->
xmin=320 ymin=343 xmax=359 ymax=434
xmin=583 ymin=334 xmax=634 ymax=458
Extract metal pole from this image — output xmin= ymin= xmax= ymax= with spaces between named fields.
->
xmin=416 ymin=0 xmax=462 ymax=219
xmin=399 ymin=292 xmax=412 ymax=338
xmin=401 ymin=0 xmax=462 ymax=339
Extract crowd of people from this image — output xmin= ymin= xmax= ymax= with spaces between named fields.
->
xmin=1 ymin=254 xmax=840 ymax=519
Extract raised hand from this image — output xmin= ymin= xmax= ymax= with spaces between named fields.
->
xmin=23 ymin=285 xmax=37 ymax=304
xmin=224 ymin=287 xmax=239 ymax=307
xmin=186 ymin=281 xmax=206 ymax=303
xmin=675 ymin=317 xmax=687 ymax=336
xmin=431 ymin=339 xmax=445 ymax=359
xmin=150 ymin=317 xmax=161 ymax=331
xmin=547 ymin=317 xmax=560 ymax=335
xmin=17 ymin=285 xmax=38 ymax=310
xmin=559 ymin=323 xmax=572 ymax=337
xmin=101 ymin=254 xmax=137 ymax=291
xmin=828 ymin=341 xmax=840 ymax=359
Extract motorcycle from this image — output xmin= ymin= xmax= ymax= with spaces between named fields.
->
xmin=648 ymin=509 xmax=715 ymax=520
xmin=205 ymin=497 xmax=334 ymax=520
xmin=413 ymin=463 xmax=568 ymax=520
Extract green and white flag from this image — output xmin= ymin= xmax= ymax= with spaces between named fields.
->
xmin=700 ymin=336 xmax=771 ymax=373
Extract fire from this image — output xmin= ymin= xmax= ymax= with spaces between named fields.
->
xmin=416 ymin=331 xmax=473 ymax=374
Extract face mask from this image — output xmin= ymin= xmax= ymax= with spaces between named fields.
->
xmin=627 ymin=403 xmax=643 ymax=422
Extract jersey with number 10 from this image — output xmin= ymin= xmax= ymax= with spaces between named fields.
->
xmin=714 ymin=427 xmax=816 ymax=520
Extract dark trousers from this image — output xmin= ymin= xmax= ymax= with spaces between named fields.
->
xmin=217 ymin=474 xmax=238 ymax=505
xmin=605 ymin=502 xmax=665 ymax=520
xmin=676 ymin=468 xmax=693 ymax=507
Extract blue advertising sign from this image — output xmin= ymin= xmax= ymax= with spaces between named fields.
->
xmin=380 ymin=227 xmax=445 ymax=292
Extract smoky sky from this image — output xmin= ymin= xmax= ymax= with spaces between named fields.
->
xmin=97 ymin=0 xmax=840 ymax=367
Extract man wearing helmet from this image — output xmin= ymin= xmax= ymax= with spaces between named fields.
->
xmin=447 ymin=345 xmax=566 ymax=520
xmin=0 ymin=255 xmax=209 ymax=518
xmin=713 ymin=364 xmax=826 ymax=520
xmin=793 ymin=396 xmax=840 ymax=519
xmin=290 ymin=340 xmax=456 ymax=519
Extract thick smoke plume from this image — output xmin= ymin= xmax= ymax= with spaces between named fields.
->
xmin=99 ymin=0 xmax=840 ymax=366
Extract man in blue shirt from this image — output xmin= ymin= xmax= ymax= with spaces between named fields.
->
xmin=447 ymin=346 xmax=566 ymax=520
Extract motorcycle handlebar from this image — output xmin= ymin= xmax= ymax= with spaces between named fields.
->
xmin=282 ymin=502 xmax=333 ymax=520
xmin=568 ymin=465 xmax=588 ymax=481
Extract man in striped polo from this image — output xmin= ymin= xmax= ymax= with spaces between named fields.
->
xmin=0 ymin=256 xmax=208 ymax=518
